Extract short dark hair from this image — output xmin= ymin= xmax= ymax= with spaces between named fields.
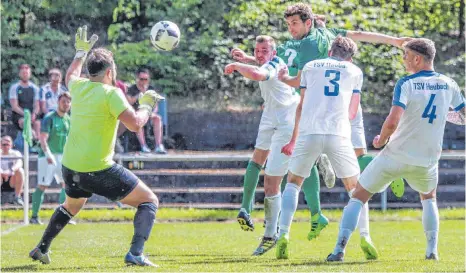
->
xmin=256 ymin=35 xmax=276 ymax=51
xmin=330 ymin=36 xmax=358 ymax=60
xmin=136 ymin=67 xmax=150 ymax=76
xmin=86 ymin=48 xmax=115 ymax=77
xmin=404 ymin=38 xmax=436 ymax=62
xmin=58 ymin=92 xmax=71 ymax=101
xmin=284 ymin=3 xmax=313 ymax=22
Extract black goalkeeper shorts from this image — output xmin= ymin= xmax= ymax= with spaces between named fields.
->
xmin=62 ymin=164 xmax=139 ymax=202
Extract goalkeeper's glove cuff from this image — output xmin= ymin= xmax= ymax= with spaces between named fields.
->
xmin=139 ymin=105 xmax=154 ymax=116
xmin=74 ymin=50 xmax=88 ymax=60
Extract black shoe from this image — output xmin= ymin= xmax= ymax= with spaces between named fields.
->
xmin=426 ymin=253 xmax=439 ymax=261
xmin=29 ymin=247 xmax=51 ymax=264
xmin=237 ymin=209 xmax=254 ymax=231
xmin=326 ymin=252 xmax=344 ymax=262
xmin=30 ymin=216 xmax=43 ymax=225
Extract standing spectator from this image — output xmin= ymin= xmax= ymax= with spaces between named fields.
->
xmin=0 ymin=136 xmax=24 ymax=205
xmin=40 ymin=68 xmax=68 ymax=114
xmin=127 ymin=68 xmax=166 ymax=154
xmin=31 ymin=92 xmax=71 ymax=225
xmin=9 ymin=64 xmax=41 ymax=140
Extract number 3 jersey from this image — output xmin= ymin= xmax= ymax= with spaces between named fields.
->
xmin=385 ymin=70 xmax=465 ymax=167
xmin=299 ymin=57 xmax=363 ymax=138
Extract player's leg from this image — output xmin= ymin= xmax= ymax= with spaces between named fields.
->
xmin=238 ymin=148 xmax=269 ymax=231
xmin=316 ymin=154 xmax=336 ymax=188
xmin=277 ymin=134 xmax=322 ymax=259
xmin=151 ymin=113 xmax=166 ymax=154
xmin=327 ymin=152 xmax=398 ymax=262
xmin=136 ymin=128 xmax=150 ymax=153
xmin=404 ymin=163 xmax=439 ymax=260
xmin=31 ymin=158 xmax=54 ymax=224
xmin=303 ymin=165 xmax=329 ymax=241
xmin=9 ymin=167 xmax=24 ymax=205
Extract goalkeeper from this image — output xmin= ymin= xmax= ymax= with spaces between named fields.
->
xmin=29 ymin=26 xmax=164 ymax=267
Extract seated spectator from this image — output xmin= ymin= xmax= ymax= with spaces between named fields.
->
xmin=0 ymin=136 xmax=24 ymax=205
xmin=9 ymin=64 xmax=41 ymax=140
xmin=40 ymin=68 xmax=68 ymax=114
xmin=126 ymin=68 xmax=166 ymax=154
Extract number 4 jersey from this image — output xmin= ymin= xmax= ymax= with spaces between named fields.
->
xmin=385 ymin=70 xmax=465 ymax=167
xmin=298 ymin=57 xmax=363 ymax=137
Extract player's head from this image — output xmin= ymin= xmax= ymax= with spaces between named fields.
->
xmin=254 ymin=35 xmax=277 ymax=65
xmin=402 ymin=38 xmax=436 ymax=74
xmin=86 ymin=48 xmax=117 ymax=86
xmin=328 ymin=36 xmax=358 ymax=61
xmin=48 ymin=68 xmax=62 ymax=85
xmin=1 ymin=136 xmax=13 ymax=153
xmin=58 ymin=92 xmax=71 ymax=114
xmin=284 ymin=3 xmax=313 ymax=40
xmin=136 ymin=68 xmax=150 ymax=89
xmin=18 ymin=64 xmax=31 ymax=82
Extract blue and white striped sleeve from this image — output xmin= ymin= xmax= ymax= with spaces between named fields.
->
xmin=259 ymin=57 xmax=281 ymax=81
xmin=299 ymin=67 xmax=308 ymax=90
xmin=450 ymin=80 xmax=466 ymax=111
xmin=392 ymin=78 xmax=410 ymax=109
xmin=8 ymin=83 xmax=18 ymax=100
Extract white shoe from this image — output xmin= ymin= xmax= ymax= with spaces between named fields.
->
xmin=154 ymin=144 xmax=167 ymax=154
xmin=141 ymin=146 xmax=151 ymax=153
xmin=316 ymin=154 xmax=336 ymax=188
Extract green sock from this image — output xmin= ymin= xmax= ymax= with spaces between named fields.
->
xmin=358 ymin=154 xmax=374 ymax=172
xmin=32 ymin=188 xmax=45 ymax=218
xmin=301 ymin=165 xmax=321 ymax=216
xmin=280 ymin=174 xmax=287 ymax=193
xmin=241 ymin=161 xmax=263 ymax=213
xmin=59 ymin=188 xmax=67 ymax=204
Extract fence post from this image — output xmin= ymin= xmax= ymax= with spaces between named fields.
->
xmin=381 ymin=189 xmax=387 ymax=212
xmin=23 ymin=139 xmax=29 ymax=225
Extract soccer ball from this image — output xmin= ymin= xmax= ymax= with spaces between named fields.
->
xmin=150 ymin=21 xmax=181 ymax=51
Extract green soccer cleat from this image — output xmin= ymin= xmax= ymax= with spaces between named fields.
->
xmin=252 ymin=235 xmax=278 ymax=256
xmin=308 ymin=213 xmax=329 ymax=241
xmin=360 ymin=236 xmax=379 ymax=260
xmin=390 ymin=178 xmax=406 ymax=198
xmin=276 ymin=234 xmax=289 ymax=259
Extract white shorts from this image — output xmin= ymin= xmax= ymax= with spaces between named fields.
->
xmin=360 ymin=151 xmax=438 ymax=194
xmin=350 ymin=107 xmax=366 ymax=149
xmin=255 ymin=104 xmax=296 ymax=176
xmin=38 ymin=154 xmax=64 ymax=186
xmin=289 ymin=134 xmax=360 ymax=179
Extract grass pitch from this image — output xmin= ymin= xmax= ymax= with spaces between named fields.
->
xmin=1 ymin=215 xmax=464 ymax=272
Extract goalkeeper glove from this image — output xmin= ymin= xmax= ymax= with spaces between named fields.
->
xmin=74 ymin=25 xmax=98 ymax=59
xmin=138 ymin=90 xmax=165 ymax=114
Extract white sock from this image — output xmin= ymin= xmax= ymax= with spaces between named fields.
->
xmin=348 ymin=189 xmax=370 ymax=238
xmin=279 ymin=183 xmax=300 ymax=237
xmin=421 ymin=198 xmax=439 ymax=256
xmin=333 ymin=198 xmax=363 ymax=254
xmin=264 ymin=193 xmax=281 ymax=238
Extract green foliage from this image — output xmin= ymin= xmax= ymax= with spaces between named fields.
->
xmin=1 ymin=0 xmax=464 ymax=112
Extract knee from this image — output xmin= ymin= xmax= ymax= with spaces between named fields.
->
xmin=152 ymin=115 xmax=162 ymax=125
xmin=147 ymin=194 xmax=159 ymax=208
xmin=420 ymin=189 xmax=436 ymax=200
xmin=14 ymin=168 xmax=24 ymax=180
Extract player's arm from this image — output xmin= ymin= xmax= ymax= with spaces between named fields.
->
xmin=39 ymin=116 xmax=56 ymax=165
xmin=348 ymin=92 xmax=360 ymax=120
xmin=281 ymin=88 xmax=305 ymax=156
xmin=118 ymin=91 xmax=164 ymax=132
xmin=279 ymin=39 xmax=319 ymax=88
xmin=231 ymin=48 xmax=257 ymax=64
xmin=278 ymin=69 xmax=302 ymax=88
xmin=374 ymin=105 xmax=404 ymax=148
xmin=39 ymin=88 xmax=47 ymax=114
xmin=66 ymin=26 xmax=98 ymax=87
xmin=224 ymin=62 xmax=269 ymax=81
xmin=9 ymin=85 xmax=24 ymax=116
xmin=346 ymin=31 xmax=410 ymax=48
xmin=32 ymin=89 xmax=40 ymax=119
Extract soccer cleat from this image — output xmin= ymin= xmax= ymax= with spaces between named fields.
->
xmin=360 ymin=236 xmax=379 ymax=260
xmin=141 ymin=145 xmax=151 ymax=153
xmin=275 ymin=234 xmax=289 ymax=259
xmin=124 ymin=252 xmax=159 ymax=267
xmin=237 ymin=209 xmax=254 ymax=231
xmin=13 ymin=196 xmax=24 ymax=206
xmin=308 ymin=213 xmax=329 ymax=241
xmin=154 ymin=144 xmax=167 ymax=154
xmin=316 ymin=154 xmax=336 ymax=188
xmin=30 ymin=216 xmax=43 ymax=225
xmin=252 ymin=235 xmax=278 ymax=256
xmin=425 ymin=253 xmax=439 ymax=261
xmin=29 ymin=247 xmax=51 ymax=264
xmin=326 ymin=252 xmax=344 ymax=262
xmin=390 ymin=178 xmax=406 ymax=198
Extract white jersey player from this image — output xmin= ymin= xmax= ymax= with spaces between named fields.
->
xmin=327 ymin=38 xmax=466 ymax=262
xmin=224 ymin=35 xmax=299 ymax=256
xmin=277 ymin=36 xmax=378 ymax=260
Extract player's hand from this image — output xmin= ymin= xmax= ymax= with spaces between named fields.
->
xmin=372 ymin=135 xmax=387 ymax=149
xmin=396 ymin=37 xmax=413 ymax=48
xmin=74 ymin=25 xmax=98 ymax=59
xmin=224 ymin=63 xmax=236 ymax=75
xmin=231 ymin=48 xmax=247 ymax=62
xmin=46 ymin=157 xmax=55 ymax=165
xmin=281 ymin=141 xmax=296 ymax=156
xmin=278 ymin=66 xmax=289 ymax=81
xmin=314 ymin=14 xmax=326 ymax=28
xmin=138 ymin=90 xmax=165 ymax=114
